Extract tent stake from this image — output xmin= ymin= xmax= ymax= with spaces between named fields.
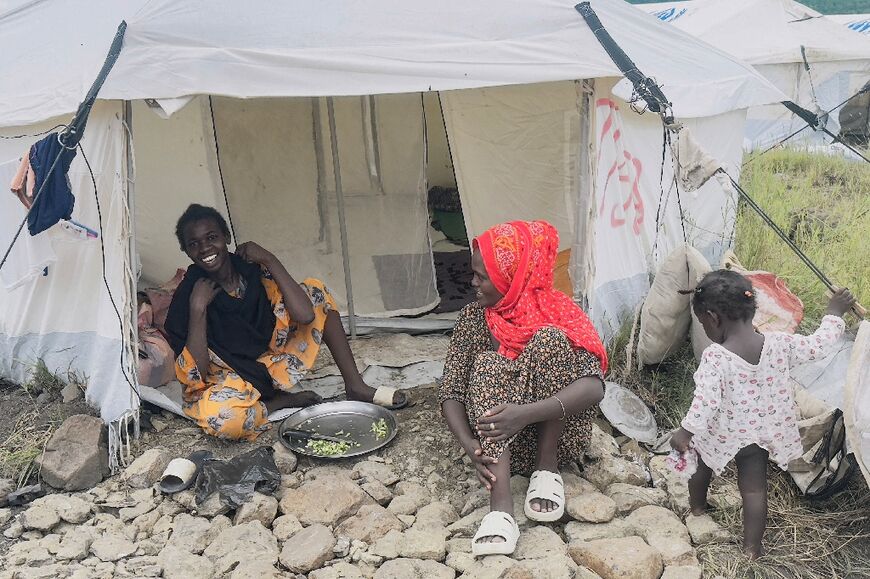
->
xmin=326 ymin=97 xmax=357 ymax=338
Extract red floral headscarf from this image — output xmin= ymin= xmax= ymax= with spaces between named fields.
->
xmin=473 ymin=220 xmax=608 ymax=372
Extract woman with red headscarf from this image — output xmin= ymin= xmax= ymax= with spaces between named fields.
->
xmin=440 ymin=220 xmax=607 ymax=556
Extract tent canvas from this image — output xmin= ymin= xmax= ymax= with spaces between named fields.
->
xmin=639 ymin=0 xmax=870 ymax=150
xmin=0 ymin=0 xmax=786 ymax=469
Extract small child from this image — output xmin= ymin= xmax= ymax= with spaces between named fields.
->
xmin=670 ymin=269 xmax=856 ymax=559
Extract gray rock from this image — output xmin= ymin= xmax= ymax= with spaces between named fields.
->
xmin=272 ymin=442 xmax=298 ymax=475
xmin=61 ymin=381 xmax=83 ymax=404
xmin=0 ymin=507 xmax=11 ymax=526
xmin=361 ymin=480 xmax=393 ymax=506
xmin=374 ymin=558 xmax=455 ymax=579
xmin=459 ymin=488 xmax=488 ymax=516
xmin=446 ymin=506 xmax=487 ymax=537
xmin=233 ymin=492 xmax=278 ymax=527
xmin=370 ymin=529 xmax=404 ymax=559
xmin=387 ymin=481 xmax=431 ymax=516
xmin=4 ymin=520 xmax=24 ymax=539
xmin=513 ymin=525 xmax=567 ymax=560
xmin=566 ymin=490 xmax=617 ymax=523
xmin=585 ymin=423 xmax=621 ymax=460
xmin=0 ymin=478 xmax=14 ymax=507
xmin=158 ymin=545 xmax=215 ymax=579
xmin=517 ymin=555 xmax=579 ymax=578
xmin=166 ymin=513 xmax=211 ymax=554
xmin=123 ymin=448 xmax=173 ymax=489
xmin=414 ymin=502 xmax=458 ymax=530
xmin=309 ymin=561 xmax=366 ymax=579
xmin=278 ymin=523 xmax=336 ymax=573
xmin=116 ymin=555 xmax=162 ymax=577
xmin=398 ymin=528 xmax=448 ymax=560
xmin=661 ymin=565 xmax=703 ymax=579
xmin=20 ymin=501 xmax=61 ymax=531
xmin=568 ymin=536 xmax=663 ymax=579
xmin=196 ymin=492 xmax=231 ymax=518
xmin=335 ymin=504 xmax=404 ymax=543
xmin=685 ymin=513 xmax=729 ymax=545
xmin=564 ymin=519 xmax=629 ymax=543
xmin=583 ymin=455 xmax=648 ymax=491
xmin=646 ymin=534 xmax=698 ymax=567
xmin=353 ymin=461 xmax=400 ymax=486
xmin=272 ymin=513 xmax=304 ymax=541
xmin=119 ymin=496 xmax=159 ymax=522
xmin=229 ymin=559 xmax=283 ymax=578
xmin=279 ymin=474 xmax=371 ymax=526
xmin=446 ymin=552 xmax=529 ymax=577
xmin=605 ymin=483 xmax=668 ymax=514
xmin=202 ymin=520 xmax=278 ymax=575
xmin=649 ymin=455 xmax=690 ymax=511
xmin=90 ymin=534 xmax=137 ymax=562
xmin=55 ymin=532 xmax=95 ymax=561
xmin=37 ymin=415 xmax=109 ymax=491
xmin=625 ymin=505 xmax=691 ymax=543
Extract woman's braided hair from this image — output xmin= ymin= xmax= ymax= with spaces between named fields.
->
xmin=679 ymin=269 xmax=757 ymax=322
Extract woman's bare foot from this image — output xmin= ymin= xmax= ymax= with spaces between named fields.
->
xmin=263 ymin=391 xmax=322 ymax=414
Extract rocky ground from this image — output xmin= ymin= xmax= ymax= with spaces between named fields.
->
xmin=0 ymin=386 xmax=740 ymax=579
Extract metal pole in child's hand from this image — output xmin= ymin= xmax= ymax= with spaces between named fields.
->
xmin=826 ymin=287 xmax=867 ymax=321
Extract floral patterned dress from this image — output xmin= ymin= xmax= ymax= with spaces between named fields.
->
xmin=682 ymin=315 xmax=846 ymax=474
xmin=440 ymin=303 xmax=603 ymax=475
xmin=175 ymin=275 xmax=336 ymax=440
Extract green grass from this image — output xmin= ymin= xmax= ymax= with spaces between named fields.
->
xmin=736 ymin=150 xmax=870 ymax=328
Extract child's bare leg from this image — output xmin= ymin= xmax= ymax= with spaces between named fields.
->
xmin=735 ymin=444 xmax=768 ymax=559
xmin=688 ymin=456 xmax=714 ymax=516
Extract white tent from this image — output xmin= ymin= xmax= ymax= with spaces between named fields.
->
xmin=639 ymin=0 xmax=870 ymax=150
xmin=0 ymin=0 xmax=785 ymax=466
xmin=829 ymin=14 xmax=870 ymax=35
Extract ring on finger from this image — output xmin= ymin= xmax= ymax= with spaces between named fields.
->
xmin=489 ymin=422 xmax=496 ymax=431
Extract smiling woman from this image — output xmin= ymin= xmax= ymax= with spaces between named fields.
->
xmin=163 ymin=204 xmax=408 ymax=440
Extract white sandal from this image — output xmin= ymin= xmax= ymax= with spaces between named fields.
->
xmin=523 ymin=470 xmax=565 ymax=522
xmin=471 ymin=511 xmax=520 ymax=557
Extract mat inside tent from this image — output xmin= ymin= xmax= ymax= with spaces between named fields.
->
xmin=139 ymin=332 xmax=449 ymax=422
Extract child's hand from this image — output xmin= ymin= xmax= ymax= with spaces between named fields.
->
xmin=825 ymin=287 xmax=857 ymax=318
xmin=670 ymin=427 xmax=694 ymax=453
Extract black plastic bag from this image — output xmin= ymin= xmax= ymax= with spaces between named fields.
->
xmin=194 ymin=446 xmax=281 ymax=509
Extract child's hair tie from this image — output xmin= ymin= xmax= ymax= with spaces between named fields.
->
xmin=744 ymin=290 xmax=753 ymax=298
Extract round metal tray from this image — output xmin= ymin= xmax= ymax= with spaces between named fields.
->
xmin=277 ymin=401 xmax=398 ymax=459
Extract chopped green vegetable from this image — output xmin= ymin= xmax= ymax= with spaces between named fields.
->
xmin=371 ymin=418 xmax=389 ymax=441
xmin=305 ymin=439 xmax=351 ymax=456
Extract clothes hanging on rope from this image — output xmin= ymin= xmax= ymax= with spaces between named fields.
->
xmin=25 ymin=134 xmax=77 ymax=235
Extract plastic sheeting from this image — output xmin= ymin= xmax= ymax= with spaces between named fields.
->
xmin=829 ymin=14 xmax=870 ymax=35
xmin=589 ymin=79 xmax=746 ymax=338
xmin=0 ymin=103 xmax=139 ymax=429
xmin=133 ymin=94 xmax=436 ymax=317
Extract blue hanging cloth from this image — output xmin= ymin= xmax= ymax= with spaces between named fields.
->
xmin=27 ymin=134 xmax=77 ymax=236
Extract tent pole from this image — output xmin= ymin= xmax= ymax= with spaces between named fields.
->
xmin=123 ymin=101 xmax=141 ymax=414
xmin=572 ymin=80 xmax=595 ymax=311
xmin=326 ymin=97 xmax=357 ymax=338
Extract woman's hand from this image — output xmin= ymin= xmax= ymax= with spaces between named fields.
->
xmin=670 ymin=427 xmax=694 ymax=453
xmin=189 ymin=278 xmax=220 ymax=314
xmin=476 ymin=403 xmax=528 ymax=443
xmin=465 ymin=440 xmax=499 ymax=491
xmin=236 ymin=241 xmax=276 ymax=268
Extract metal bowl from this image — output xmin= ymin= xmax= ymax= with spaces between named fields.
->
xmin=277 ymin=401 xmax=398 ymax=459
